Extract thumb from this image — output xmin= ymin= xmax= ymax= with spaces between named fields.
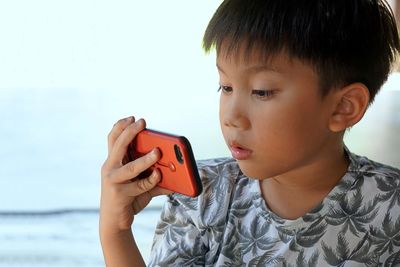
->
xmin=132 ymin=168 xmax=161 ymax=196
xmin=150 ymin=187 xmax=174 ymax=197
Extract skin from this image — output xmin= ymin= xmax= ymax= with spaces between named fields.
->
xmin=99 ymin=46 xmax=370 ymax=265
xmin=100 ymin=117 xmax=172 ymax=267
xmin=218 ymin=46 xmax=370 ymax=219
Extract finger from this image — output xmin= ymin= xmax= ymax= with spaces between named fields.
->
xmin=121 ymin=168 xmax=162 ymax=196
xmin=107 ymin=116 xmax=135 ymax=155
xmin=148 ymin=187 xmax=174 ymax=198
xmin=108 ymin=118 xmax=146 ymax=167
xmin=109 ymin=149 xmax=160 ymax=184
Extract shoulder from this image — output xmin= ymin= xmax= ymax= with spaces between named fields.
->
xmin=345 ymin=152 xmax=400 ymax=264
xmin=344 ymin=148 xmax=400 ymax=219
xmin=166 ymin=157 xmax=241 ymax=229
xmin=350 ymin=149 xmax=399 ymax=175
xmin=348 ymin=149 xmax=400 ymax=183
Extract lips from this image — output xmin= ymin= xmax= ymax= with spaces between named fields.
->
xmin=229 ymin=141 xmax=252 ymax=160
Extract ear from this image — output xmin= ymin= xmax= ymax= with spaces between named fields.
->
xmin=328 ymin=83 xmax=370 ymax=132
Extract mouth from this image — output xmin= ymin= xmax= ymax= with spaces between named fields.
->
xmin=229 ymin=141 xmax=252 ymax=160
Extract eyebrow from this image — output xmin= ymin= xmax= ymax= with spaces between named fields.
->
xmin=216 ymin=63 xmax=284 ymax=75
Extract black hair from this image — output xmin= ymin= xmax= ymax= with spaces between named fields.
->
xmin=203 ymin=0 xmax=400 ymax=103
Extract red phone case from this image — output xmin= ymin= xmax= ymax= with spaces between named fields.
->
xmin=125 ymin=129 xmax=202 ymax=197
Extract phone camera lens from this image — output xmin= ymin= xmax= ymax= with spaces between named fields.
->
xmin=174 ymin=144 xmax=184 ymax=164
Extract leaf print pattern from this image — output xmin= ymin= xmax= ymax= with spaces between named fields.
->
xmin=277 ymin=217 xmax=327 ymax=251
xmin=248 ymin=252 xmax=283 ymax=266
xmin=251 ymin=194 xmax=285 ymax=225
xmin=327 ymin=171 xmax=365 ymax=202
xmin=376 ymin=176 xmax=400 ymax=211
xmin=295 ymin=250 xmax=319 ymax=267
xmin=227 ymin=197 xmax=253 ymax=227
xmin=384 ymin=250 xmax=400 ymax=266
xmin=325 ymin=189 xmax=378 ymax=237
xmin=149 ymin=150 xmax=400 ymax=266
xmin=283 ymin=249 xmax=319 ymax=267
xmin=302 ymin=204 xmax=324 ymax=222
xmin=220 ymin=223 xmax=243 ymax=265
xmin=154 ymin=205 xmax=192 ymax=246
xmin=370 ymin=211 xmax=400 ymax=255
xmin=174 ymin=234 xmax=207 ymax=265
xmin=238 ymin=217 xmax=278 ymax=255
xmin=322 ymin=232 xmax=376 ymax=266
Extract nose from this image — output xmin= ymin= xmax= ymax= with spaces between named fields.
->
xmin=220 ymin=93 xmax=250 ymax=130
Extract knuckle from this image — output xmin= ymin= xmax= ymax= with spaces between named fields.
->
xmin=119 ymin=124 xmax=136 ymax=141
xmin=127 ymin=162 xmax=137 ymax=174
xmin=109 ymin=184 xmax=122 ymax=197
xmin=146 ymin=151 xmax=157 ymax=163
xmin=126 ymin=123 xmax=137 ymax=133
xmin=131 ymin=120 xmax=145 ymax=134
xmin=101 ymin=161 xmax=110 ymax=176
xmin=111 ymin=117 xmax=133 ymax=133
xmin=111 ymin=121 xmax=122 ymax=132
xmin=137 ymin=179 xmax=151 ymax=192
xmin=115 ymin=118 xmax=126 ymax=126
xmin=107 ymin=130 xmax=115 ymax=141
xmin=101 ymin=172 xmax=113 ymax=185
xmin=100 ymin=163 xmax=118 ymax=184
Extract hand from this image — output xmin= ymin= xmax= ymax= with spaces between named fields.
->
xmin=100 ymin=117 xmax=172 ymax=234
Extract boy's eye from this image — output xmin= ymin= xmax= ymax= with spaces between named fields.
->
xmin=218 ymin=85 xmax=233 ymax=93
xmin=252 ymin=89 xmax=275 ymax=99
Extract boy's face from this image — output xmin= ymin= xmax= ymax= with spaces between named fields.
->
xmin=217 ymin=46 xmax=339 ymax=180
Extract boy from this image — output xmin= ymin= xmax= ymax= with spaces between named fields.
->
xmin=100 ymin=0 xmax=400 ymax=266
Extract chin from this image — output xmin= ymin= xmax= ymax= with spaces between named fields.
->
xmin=236 ymin=161 xmax=282 ymax=180
xmin=236 ymin=161 xmax=266 ymax=180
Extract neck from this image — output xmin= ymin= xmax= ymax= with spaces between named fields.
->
xmin=259 ymin=144 xmax=349 ymax=220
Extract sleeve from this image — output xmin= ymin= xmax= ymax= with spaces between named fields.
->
xmin=147 ymin=194 xmax=208 ymax=267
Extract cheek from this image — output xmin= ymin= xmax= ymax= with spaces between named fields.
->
xmin=219 ymin=97 xmax=228 ymax=139
xmin=255 ymin=103 xmax=321 ymax=149
xmin=219 ymin=97 xmax=224 ymax=127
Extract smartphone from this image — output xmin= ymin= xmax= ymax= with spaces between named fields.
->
xmin=124 ymin=129 xmax=202 ymax=197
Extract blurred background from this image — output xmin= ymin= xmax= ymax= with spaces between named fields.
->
xmin=0 ymin=0 xmax=399 ymax=266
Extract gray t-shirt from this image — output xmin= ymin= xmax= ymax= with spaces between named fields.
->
xmin=148 ymin=147 xmax=400 ymax=266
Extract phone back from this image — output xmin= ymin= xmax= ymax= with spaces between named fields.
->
xmin=126 ymin=129 xmax=202 ymax=197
